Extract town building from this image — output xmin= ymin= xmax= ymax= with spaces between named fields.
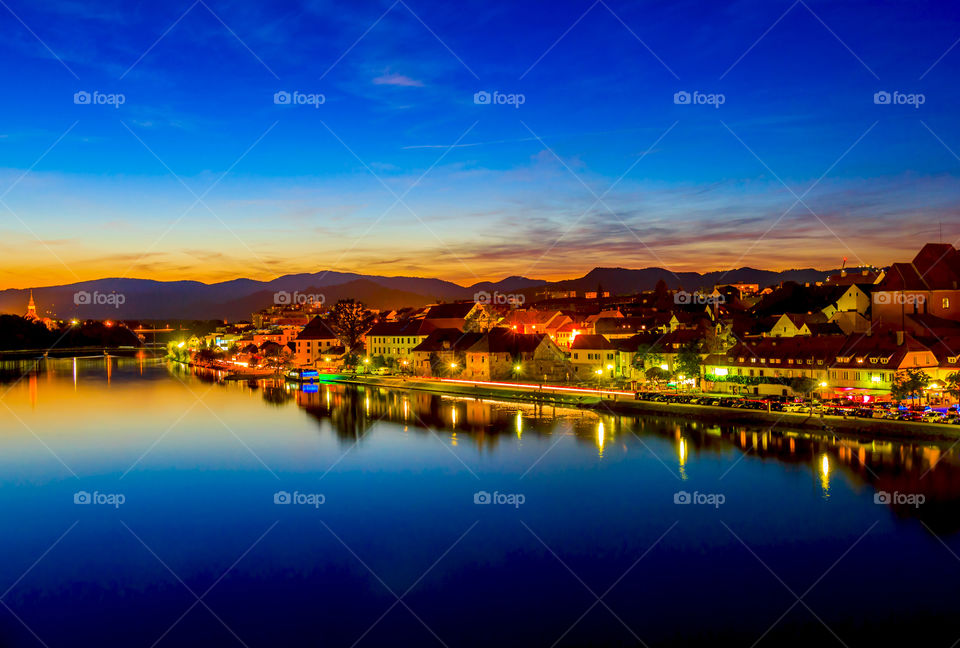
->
xmin=294 ymin=317 xmax=341 ymax=366
xmin=463 ymin=329 xmax=569 ymax=381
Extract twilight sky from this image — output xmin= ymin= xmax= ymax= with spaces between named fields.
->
xmin=1 ymin=0 xmax=959 ymax=288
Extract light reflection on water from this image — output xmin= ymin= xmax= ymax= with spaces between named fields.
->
xmin=1 ymin=358 xmax=959 ymax=646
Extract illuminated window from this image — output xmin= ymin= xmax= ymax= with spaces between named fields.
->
xmin=943 ymin=297 xmax=951 ymax=309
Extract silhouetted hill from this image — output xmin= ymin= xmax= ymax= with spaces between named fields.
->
xmin=0 ymin=266 xmax=853 ymax=319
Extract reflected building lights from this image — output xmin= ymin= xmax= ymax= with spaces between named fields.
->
xmin=516 ymin=410 xmax=522 ymax=439
xmin=820 ymin=453 xmax=831 ymax=498
xmin=678 ymin=436 xmax=688 ymax=480
xmin=597 ymin=421 xmax=605 ymax=458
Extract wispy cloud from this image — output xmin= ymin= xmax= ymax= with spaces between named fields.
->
xmin=372 ymin=72 xmax=424 ymax=87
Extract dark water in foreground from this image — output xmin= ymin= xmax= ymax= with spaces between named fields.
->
xmin=1 ymin=357 xmax=959 ymax=647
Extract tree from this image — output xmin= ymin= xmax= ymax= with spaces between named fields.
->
xmin=261 ymin=344 xmax=290 ymax=373
xmin=645 ymin=366 xmax=671 ymax=384
xmin=632 ymin=343 xmax=663 ymax=373
xmin=328 ymin=300 xmax=375 ymax=353
xmin=891 ymin=368 xmax=931 ymax=404
xmin=789 ymin=376 xmax=817 ymax=398
xmin=676 ymin=341 xmax=703 ymax=389
xmin=945 ymin=371 xmax=960 ymax=406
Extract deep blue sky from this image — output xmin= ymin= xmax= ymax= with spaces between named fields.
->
xmin=1 ymin=0 xmax=959 ymax=287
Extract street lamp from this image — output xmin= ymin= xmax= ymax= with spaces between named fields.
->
xmin=819 ymin=381 xmax=828 ymax=401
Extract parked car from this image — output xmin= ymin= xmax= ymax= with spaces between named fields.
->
xmin=922 ymin=411 xmax=946 ymax=423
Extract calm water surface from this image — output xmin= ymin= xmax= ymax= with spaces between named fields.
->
xmin=1 ymin=357 xmax=959 ymax=647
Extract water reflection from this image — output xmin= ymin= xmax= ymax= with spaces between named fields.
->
xmin=278 ymin=380 xmax=960 ymax=533
xmin=5 ymin=358 xmax=960 ymax=534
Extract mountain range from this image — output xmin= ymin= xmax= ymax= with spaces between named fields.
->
xmin=0 ymin=266 xmax=853 ymax=321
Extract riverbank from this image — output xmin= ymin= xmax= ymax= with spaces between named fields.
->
xmin=0 ymin=347 xmax=161 ymax=359
xmin=316 ymin=373 xmax=960 ymax=442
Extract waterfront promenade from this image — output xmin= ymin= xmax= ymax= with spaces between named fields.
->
xmin=314 ymin=373 xmax=960 ymax=442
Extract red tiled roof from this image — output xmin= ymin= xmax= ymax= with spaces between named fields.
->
xmin=466 ymin=329 xmax=548 ymax=354
xmin=296 ymin=316 xmax=338 ymax=340
xmin=570 ymin=334 xmax=616 ymax=350
xmin=412 ymin=328 xmax=484 ymax=353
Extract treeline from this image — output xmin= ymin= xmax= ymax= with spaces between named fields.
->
xmin=0 ymin=316 xmax=141 ymax=351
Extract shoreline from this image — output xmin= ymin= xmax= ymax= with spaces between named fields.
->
xmin=314 ymin=373 xmax=960 ymax=443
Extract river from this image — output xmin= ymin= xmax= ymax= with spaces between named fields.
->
xmin=0 ymin=357 xmax=958 ymax=647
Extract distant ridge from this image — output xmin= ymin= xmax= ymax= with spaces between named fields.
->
xmin=0 ymin=266 xmax=858 ymax=320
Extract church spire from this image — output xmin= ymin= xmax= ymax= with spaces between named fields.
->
xmin=26 ymin=289 xmax=37 ymax=319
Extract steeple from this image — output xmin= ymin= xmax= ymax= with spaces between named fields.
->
xmin=26 ymin=290 xmax=37 ymax=320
